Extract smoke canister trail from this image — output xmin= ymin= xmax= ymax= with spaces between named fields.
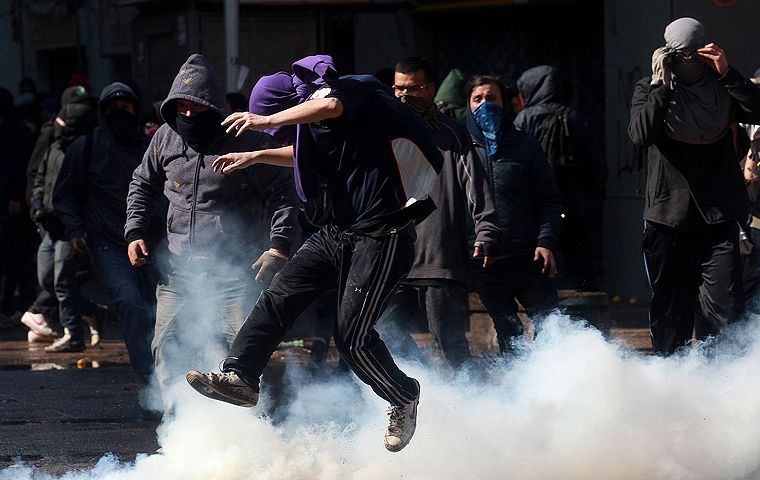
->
xmin=3 ymin=314 xmax=760 ymax=479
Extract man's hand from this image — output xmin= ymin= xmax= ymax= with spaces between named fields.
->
xmin=473 ymin=241 xmax=498 ymax=268
xmin=212 ymin=151 xmax=258 ymax=174
xmin=222 ymin=112 xmax=270 ymax=137
xmin=651 ymin=46 xmax=673 ymax=86
xmin=698 ymin=43 xmax=729 ymax=77
xmin=534 ymin=246 xmax=558 ymax=278
xmin=251 ymin=249 xmax=289 ymax=283
xmin=71 ymin=236 xmax=88 ymax=256
xmin=127 ymin=239 xmax=150 ymax=267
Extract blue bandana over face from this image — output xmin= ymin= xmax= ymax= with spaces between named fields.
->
xmin=472 ymin=102 xmax=503 ymax=157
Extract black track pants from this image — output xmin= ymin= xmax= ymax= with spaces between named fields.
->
xmin=225 ymin=225 xmax=419 ymax=406
xmin=643 ymin=220 xmax=742 ymax=354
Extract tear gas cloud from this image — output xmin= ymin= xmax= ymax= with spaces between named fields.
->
xmin=4 ymin=313 xmax=760 ymax=480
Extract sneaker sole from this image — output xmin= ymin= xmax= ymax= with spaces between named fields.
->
xmin=384 ymin=379 xmax=420 ymax=453
xmin=186 ymin=371 xmax=258 ymax=408
xmin=21 ymin=316 xmax=56 ymax=337
xmin=44 ymin=345 xmax=86 ymax=353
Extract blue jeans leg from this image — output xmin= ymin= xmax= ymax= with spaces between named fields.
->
xmin=92 ymin=241 xmax=156 ymax=375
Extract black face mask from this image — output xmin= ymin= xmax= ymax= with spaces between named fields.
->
xmin=671 ymin=59 xmax=706 ymax=85
xmin=105 ymin=108 xmax=139 ymax=143
xmin=175 ymin=110 xmax=225 ymax=153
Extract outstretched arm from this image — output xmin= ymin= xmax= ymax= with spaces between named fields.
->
xmin=223 ymin=98 xmax=344 ymax=136
xmin=212 ymin=145 xmax=295 ymax=174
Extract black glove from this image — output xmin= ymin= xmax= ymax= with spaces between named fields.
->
xmin=474 ymin=240 xmax=499 ymax=259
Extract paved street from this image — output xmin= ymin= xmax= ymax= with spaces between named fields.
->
xmin=0 ymin=302 xmax=651 ymax=476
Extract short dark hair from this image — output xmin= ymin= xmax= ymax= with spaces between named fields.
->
xmin=465 ymin=75 xmax=507 ymax=100
xmin=395 ymin=56 xmax=434 ymax=84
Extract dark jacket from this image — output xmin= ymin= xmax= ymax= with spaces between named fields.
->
xmin=629 ymin=68 xmax=760 ymax=228
xmin=125 ymin=54 xmax=298 ymax=261
xmin=408 ymin=112 xmax=500 ymax=283
xmin=26 ymin=86 xmax=91 ymax=206
xmin=467 ymin=107 xmax=562 ymax=258
xmin=54 ymin=82 xmax=147 ymax=248
xmin=514 ymin=65 xmax=605 ymax=206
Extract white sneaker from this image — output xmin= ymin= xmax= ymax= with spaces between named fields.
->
xmin=27 ymin=330 xmax=56 ymax=344
xmin=44 ymin=328 xmax=85 ymax=353
xmin=21 ymin=312 xmax=57 ymax=338
xmin=384 ymin=378 xmax=420 ymax=452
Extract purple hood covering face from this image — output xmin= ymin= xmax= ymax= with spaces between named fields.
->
xmin=248 ymin=55 xmax=338 ymax=202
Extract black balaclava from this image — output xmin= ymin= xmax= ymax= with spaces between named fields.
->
xmin=175 ymin=109 xmax=226 ymax=153
xmin=104 ymin=104 xmax=140 ymax=144
xmin=662 ymin=17 xmax=732 ymax=144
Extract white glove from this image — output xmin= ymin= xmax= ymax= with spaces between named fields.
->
xmin=651 ymin=46 xmax=673 ymax=86
xmin=251 ymin=249 xmax=289 ymax=283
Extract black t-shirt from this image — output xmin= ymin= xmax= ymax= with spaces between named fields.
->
xmin=296 ymin=75 xmax=443 ymax=236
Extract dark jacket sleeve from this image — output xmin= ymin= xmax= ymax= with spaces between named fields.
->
xmin=247 ymin=164 xmax=299 ymax=255
xmin=30 ymin=147 xmax=48 ymax=211
xmin=628 ymin=77 xmax=674 ymax=147
xmin=456 ymin=138 xmax=501 ymax=251
xmin=52 ymin=137 xmax=86 ymax=239
xmin=719 ymin=67 xmax=760 ymax=125
xmin=125 ymin=135 xmax=166 ymax=243
xmin=531 ymin=144 xmax=562 ymax=252
xmin=26 ymin=124 xmax=53 ymax=205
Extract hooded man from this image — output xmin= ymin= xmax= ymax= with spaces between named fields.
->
xmin=515 ymin=65 xmax=604 ymax=290
xmin=465 ymin=75 xmax=562 ymax=355
xmin=629 ymin=18 xmax=760 ymax=354
xmin=125 ymin=54 xmax=298 ymax=399
xmin=375 ymin=56 xmax=501 ymax=370
xmin=25 ymin=101 xmax=104 ymax=350
xmin=54 ymin=82 xmax=156 ymax=375
xmin=21 ymin=85 xmax=93 ymax=339
xmin=185 ymin=54 xmax=443 ymax=453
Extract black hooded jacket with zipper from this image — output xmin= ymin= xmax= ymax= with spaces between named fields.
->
xmin=629 ymin=68 xmax=760 ymax=228
xmin=125 ymin=54 xmax=298 ymax=261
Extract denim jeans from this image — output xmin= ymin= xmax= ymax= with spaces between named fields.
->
xmin=153 ymin=256 xmax=261 ymax=391
xmin=37 ymin=233 xmax=85 ymax=338
xmin=89 ymin=238 xmax=157 ymax=375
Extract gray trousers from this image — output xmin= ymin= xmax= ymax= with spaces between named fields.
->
xmin=153 ymin=257 xmax=260 ymax=392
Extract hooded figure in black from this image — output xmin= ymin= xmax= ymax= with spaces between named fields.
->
xmin=629 ymin=17 xmax=760 ymax=354
xmin=24 ymin=102 xmax=102 ymax=351
xmin=53 ymin=82 xmax=157 ymax=374
xmin=125 ymin=54 xmax=299 ymax=401
xmin=0 ymin=87 xmax=36 ymax=316
xmin=465 ymin=75 xmax=562 ymax=355
xmin=515 ymin=65 xmax=604 ymax=290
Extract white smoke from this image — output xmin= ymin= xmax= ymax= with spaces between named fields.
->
xmin=4 ymin=313 xmax=760 ymax=479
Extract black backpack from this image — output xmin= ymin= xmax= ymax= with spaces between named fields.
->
xmin=538 ymin=107 xmax=576 ymax=168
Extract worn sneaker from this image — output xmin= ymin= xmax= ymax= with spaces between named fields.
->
xmin=186 ymin=370 xmax=259 ymax=407
xmin=44 ymin=328 xmax=85 ymax=353
xmin=83 ymin=307 xmax=106 ymax=347
xmin=384 ymin=378 xmax=420 ymax=452
xmin=21 ymin=311 xmax=57 ymax=338
xmin=27 ymin=330 xmax=56 ymax=344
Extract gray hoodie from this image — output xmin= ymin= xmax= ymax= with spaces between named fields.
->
xmin=125 ymin=54 xmax=298 ymax=261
